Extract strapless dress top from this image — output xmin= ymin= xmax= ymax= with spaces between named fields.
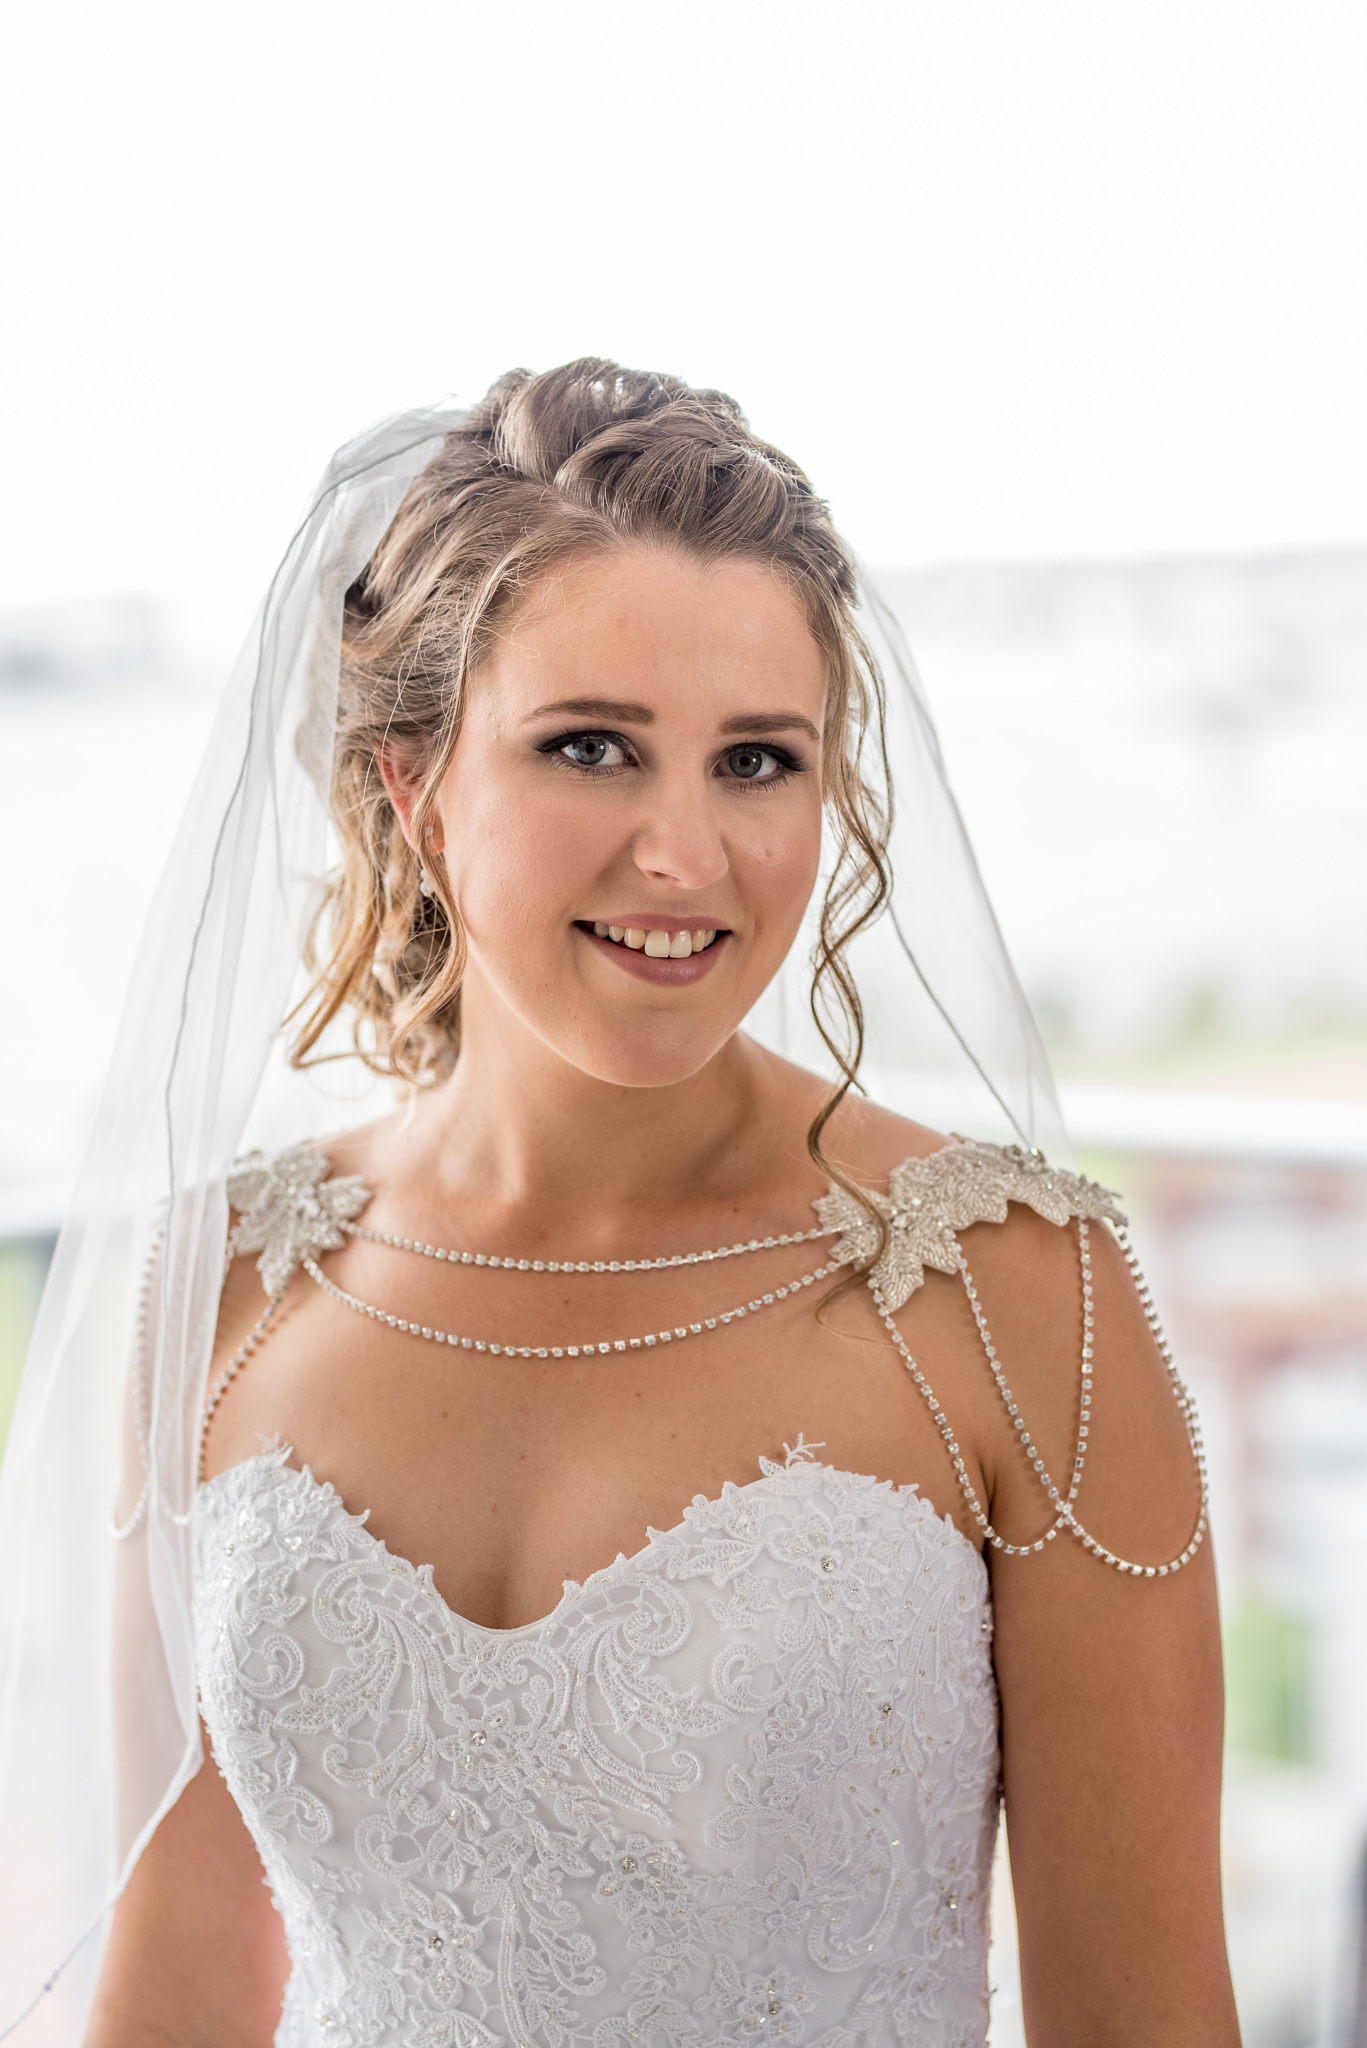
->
xmin=193 ymin=1443 xmax=1000 ymax=2048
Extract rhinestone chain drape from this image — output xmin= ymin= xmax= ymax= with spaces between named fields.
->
xmin=188 ymin=1143 xmax=1210 ymax=1575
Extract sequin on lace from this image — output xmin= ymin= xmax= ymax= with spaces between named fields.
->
xmin=194 ymin=1446 xmax=999 ymax=2047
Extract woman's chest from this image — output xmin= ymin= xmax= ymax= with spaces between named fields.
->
xmin=204 ymin=1251 xmax=991 ymax=1630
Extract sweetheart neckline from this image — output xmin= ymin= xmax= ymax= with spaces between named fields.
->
xmin=196 ymin=1448 xmax=987 ymax=1640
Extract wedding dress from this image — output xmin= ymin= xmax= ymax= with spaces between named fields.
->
xmin=188 ymin=1135 xmax=1160 ymax=2048
xmin=0 ymin=393 xmax=1186 ymax=2039
xmin=196 ymin=1448 xmax=996 ymax=2048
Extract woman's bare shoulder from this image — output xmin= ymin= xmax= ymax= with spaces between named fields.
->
xmin=815 ymin=1093 xmax=1173 ymax=1501
xmin=277 ymin=1108 xmax=407 ymax=1183
xmin=949 ymin=1177 xmax=1200 ymax=1572
xmin=785 ymin=1076 xmax=953 ymax=1189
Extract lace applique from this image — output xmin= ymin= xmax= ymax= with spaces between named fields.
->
xmin=224 ymin=1134 xmax=1119 ymax=1317
xmin=194 ymin=1450 xmax=999 ymax=2047
xmin=812 ymin=1138 xmax=1126 ymax=1309
xmin=228 ymin=1141 xmax=371 ymax=1295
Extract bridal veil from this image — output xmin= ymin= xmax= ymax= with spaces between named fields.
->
xmin=0 ymin=391 xmax=1062 ymax=2037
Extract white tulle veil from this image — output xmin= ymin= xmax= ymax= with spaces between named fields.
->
xmin=0 ymin=395 xmax=1063 ymax=2038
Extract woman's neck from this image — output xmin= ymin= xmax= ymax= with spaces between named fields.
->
xmin=396 ymin=983 xmax=814 ymax=1236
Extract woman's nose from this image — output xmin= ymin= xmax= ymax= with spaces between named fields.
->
xmin=629 ymin=777 xmax=729 ymax=891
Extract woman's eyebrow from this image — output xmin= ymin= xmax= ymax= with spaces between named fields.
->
xmin=524 ymin=698 xmax=821 ymax=744
xmin=526 ymin=697 xmax=655 ymax=724
xmin=718 ymin=711 xmax=821 ymax=742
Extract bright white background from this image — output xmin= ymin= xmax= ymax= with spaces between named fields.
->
xmin=2 ymin=0 xmax=1364 ymax=642
xmin=3 ymin=12 xmax=1366 ymax=2039
xmin=3 ymin=0 xmax=1365 ymax=1182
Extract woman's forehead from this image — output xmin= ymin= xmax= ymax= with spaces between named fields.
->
xmin=482 ymin=546 xmax=827 ymax=715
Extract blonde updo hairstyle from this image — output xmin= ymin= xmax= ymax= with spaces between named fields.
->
xmin=293 ymin=359 xmax=893 ymax=1216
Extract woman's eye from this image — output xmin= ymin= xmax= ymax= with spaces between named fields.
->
xmin=559 ymin=733 xmax=626 ymax=769
xmin=723 ymin=744 xmax=784 ymax=782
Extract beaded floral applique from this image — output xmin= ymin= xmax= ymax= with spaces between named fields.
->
xmin=811 ymin=1139 xmax=1126 ymax=1310
xmin=224 ymin=1134 xmax=1122 ymax=1315
xmin=227 ymin=1141 xmax=371 ymax=1295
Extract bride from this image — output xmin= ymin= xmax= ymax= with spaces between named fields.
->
xmin=2 ymin=362 xmax=1235 ymax=2044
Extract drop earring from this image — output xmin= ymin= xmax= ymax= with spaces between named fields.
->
xmin=418 ymin=830 xmax=439 ymax=898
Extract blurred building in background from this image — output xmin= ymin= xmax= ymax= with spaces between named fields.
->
xmin=888 ymin=551 xmax=1367 ymax=1059
xmin=2 ymin=552 xmax=1364 ymax=2045
xmin=887 ymin=548 xmax=1367 ymax=2047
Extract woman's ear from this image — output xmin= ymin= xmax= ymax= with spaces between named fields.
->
xmin=376 ymin=750 xmax=443 ymax=853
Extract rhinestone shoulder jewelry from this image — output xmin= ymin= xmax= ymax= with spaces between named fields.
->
xmin=812 ymin=1139 xmax=1127 ymax=1310
xmin=186 ymin=1136 xmax=1208 ymax=1579
xmin=227 ymin=1143 xmax=371 ymax=1294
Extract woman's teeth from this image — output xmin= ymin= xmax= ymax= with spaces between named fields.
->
xmin=592 ymin=924 xmax=718 ymax=956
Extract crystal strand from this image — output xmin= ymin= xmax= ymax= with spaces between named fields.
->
xmin=300 ymin=1254 xmax=841 ymax=1362
xmin=343 ymin=1220 xmax=836 ymax=1272
xmin=1019 ymin=1214 xmax=1209 ymax=1576
xmin=952 ymin=1238 xmax=1079 ymax=1532
xmin=877 ymin=1277 xmax=1065 ymax=1548
xmin=108 ymin=1219 xmax=166 ymax=1541
xmin=873 ymin=1220 xmax=1209 ymax=1576
xmin=1069 ymin=1220 xmax=1094 ymax=1508
xmin=197 ymin=1288 xmax=288 ymax=1480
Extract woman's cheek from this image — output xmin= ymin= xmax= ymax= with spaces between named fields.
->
xmin=444 ymin=780 xmax=610 ymax=936
xmin=737 ymin=807 xmax=823 ymax=934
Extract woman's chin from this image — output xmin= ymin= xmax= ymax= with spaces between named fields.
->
xmin=550 ymin=1016 xmax=747 ymax=1092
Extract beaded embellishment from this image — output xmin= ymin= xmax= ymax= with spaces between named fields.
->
xmin=228 ymin=1143 xmax=370 ymax=1295
xmin=176 ymin=1137 xmax=1207 ymax=1578
xmin=812 ymin=1139 xmax=1128 ymax=1309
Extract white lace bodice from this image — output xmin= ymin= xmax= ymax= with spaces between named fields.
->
xmin=193 ymin=1446 xmax=1000 ymax=2048
xmin=187 ymin=1135 xmax=1198 ymax=2045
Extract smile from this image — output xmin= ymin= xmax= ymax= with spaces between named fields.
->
xmin=593 ymin=923 xmax=718 ymax=957
xmin=576 ymin=920 xmax=730 ymax=984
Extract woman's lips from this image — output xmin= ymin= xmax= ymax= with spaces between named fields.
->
xmin=577 ymin=922 xmax=730 ymax=984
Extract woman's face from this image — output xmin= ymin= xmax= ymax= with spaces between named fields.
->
xmin=426 ymin=545 xmax=828 ymax=1089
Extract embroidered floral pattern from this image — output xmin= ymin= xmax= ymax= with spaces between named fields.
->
xmin=812 ymin=1138 xmax=1126 ymax=1309
xmin=227 ymin=1141 xmax=371 ymax=1296
xmin=194 ymin=1448 xmax=999 ymax=2046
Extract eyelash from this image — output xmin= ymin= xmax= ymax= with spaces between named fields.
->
xmin=536 ymin=729 xmax=805 ymax=790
